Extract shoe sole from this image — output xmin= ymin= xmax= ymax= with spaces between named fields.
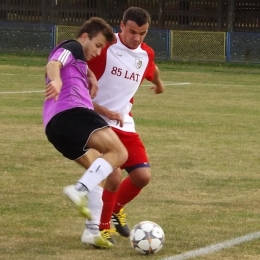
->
xmin=83 ymin=237 xmax=114 ymax=249
xmin=64 ymin=192 xmax=92 ymax=220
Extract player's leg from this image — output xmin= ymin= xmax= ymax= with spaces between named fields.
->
xmin=80 ymin=184 xmax=116 ymax=248
xmin=77 ymin=149 xmax=103 ymax=233
xmin=112 ymin=167 xmax=151 ymax=237
xmin=99 ymin=167 xmax=150 ymax=240
xmin=79 ymin=150 xmax=122 ymax=247
xmin=64 ymin=128 xmax=127 ymax=248
xmin=46 ymin=108 xmax=127 ymax=247
xmin=103 ymin=128 xmax=151 ymax=237
xmin=74 ymin=149 xmax=110 ymax=247
xmin=98 ymin=167 xmax=122 ymax=244
xmin=63 ymin=125 xmax=127 ymax=217
xmin=76 ymin=126 xmax=127 ymax=187
xmin=74 ymin=128 xmax=127 ymax=247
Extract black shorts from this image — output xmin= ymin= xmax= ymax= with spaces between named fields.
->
xmin=45 ymin=107 xmax=109 ymax=160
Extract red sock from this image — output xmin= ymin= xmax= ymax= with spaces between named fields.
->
xmin=99 ymin=189 xmax=117 ymax=230
xmin=113 ymin=176 xmax=142 ymax=214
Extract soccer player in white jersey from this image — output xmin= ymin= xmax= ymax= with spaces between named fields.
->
xmin=81 ymin=7 xmax=165 ymax=245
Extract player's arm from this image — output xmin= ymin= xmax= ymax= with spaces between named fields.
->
xmin=87 ymin=68 xmax=98 ymax=99
xmin=93 ymin=102 xmax=123 ymax=127
xmin=150 ymin=65 xmax=164 ymax=94
xmin=45 ymin=60 xmax=63 ymax=101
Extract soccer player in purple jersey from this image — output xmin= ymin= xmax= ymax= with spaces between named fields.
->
xmin=42 ymin=17 xmax=128 ymax=248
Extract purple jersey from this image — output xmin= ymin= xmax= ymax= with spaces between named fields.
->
xmin=43 ymin=40 xmax=93 ymax=128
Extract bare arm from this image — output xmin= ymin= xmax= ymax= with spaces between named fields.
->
xmin=87 ymin=68 xmax=98 ymax=99
xmin=150 ymin=65 xmax=165 ymax=94
xmin=45 ymin=60 xmax=63 ymax=101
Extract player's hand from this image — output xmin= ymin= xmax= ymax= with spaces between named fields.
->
xmin=105 ymin=110 xmax=124 ymax=127
xmin=150 ymin=84 xmax=164 ymax=94
xmin=45 ymin=80 xmax=62 ymax=101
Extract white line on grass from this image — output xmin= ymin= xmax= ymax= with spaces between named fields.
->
xmin=160 ymin=231 xmax=260 ymax=260
xmin=0 ymin=90 xmax=44 ymax=94
xmin=142 ymin=82 xmax=190 ymax=86
xmin=0 ymin=83 xmax=190 ymax=95
xmin=0 ymin=72 xmax=191 ymax=84
xmin=0 ymin=72 xmax=190 ymax=85
xmin=0 ymin=73 xmax=42 ymax=77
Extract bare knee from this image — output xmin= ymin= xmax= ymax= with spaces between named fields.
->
xmin=108 ymin=130 xmax=128 ymax=166
xmin=129 ymin=168 xmax=151 ymax=188
xmin=88 ymin=128 xmax=128 ymax=168
xmin=108 ymin=137 xmax=128 ymax=167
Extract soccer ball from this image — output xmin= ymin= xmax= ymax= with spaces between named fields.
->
xmin=129 ymin=221 xmax=165 ymax=255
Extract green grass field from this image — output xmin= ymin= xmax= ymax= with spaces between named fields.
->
xmin=0 ymin=55 xmax=260 ymax=260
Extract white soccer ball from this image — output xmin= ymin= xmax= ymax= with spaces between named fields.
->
xmin=129 ymin=221 xmax=165 ymax=255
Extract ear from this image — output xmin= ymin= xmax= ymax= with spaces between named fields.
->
xmin=120 ymin=21 xmax=124 ymax=31
xmin=81 ymin=32 xmax=88 ymax=41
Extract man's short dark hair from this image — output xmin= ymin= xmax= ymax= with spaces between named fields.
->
xmin=77 ymin=17 xmax=115 ymax=42
xmin=122 ymin=6 xmax=151 ymax=26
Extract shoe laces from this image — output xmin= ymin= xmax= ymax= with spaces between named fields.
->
xmin=114 ymin=208 xmax=127 ymax=226
xmin=101 ymin=228 xmax=117 ymax=239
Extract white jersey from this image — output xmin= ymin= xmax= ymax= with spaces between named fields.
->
xmin=89 ymin=33 xmax=155 ymax=132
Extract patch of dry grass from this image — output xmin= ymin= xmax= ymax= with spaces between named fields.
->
xmin=0 ymin=60 xmax=260 ymax=260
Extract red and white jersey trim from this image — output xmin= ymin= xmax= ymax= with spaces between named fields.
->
xmin=89 ymin=33 xmax=155 ymax=132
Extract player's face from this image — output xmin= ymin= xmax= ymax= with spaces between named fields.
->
xmin=82 ymin=32 xmax=107 ymax=61
xmin=120 ymin=20 xmax=149 ymax=49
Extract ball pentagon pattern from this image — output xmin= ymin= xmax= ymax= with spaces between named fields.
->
xmin=129 ymin=221 xmax=165 ymax=255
